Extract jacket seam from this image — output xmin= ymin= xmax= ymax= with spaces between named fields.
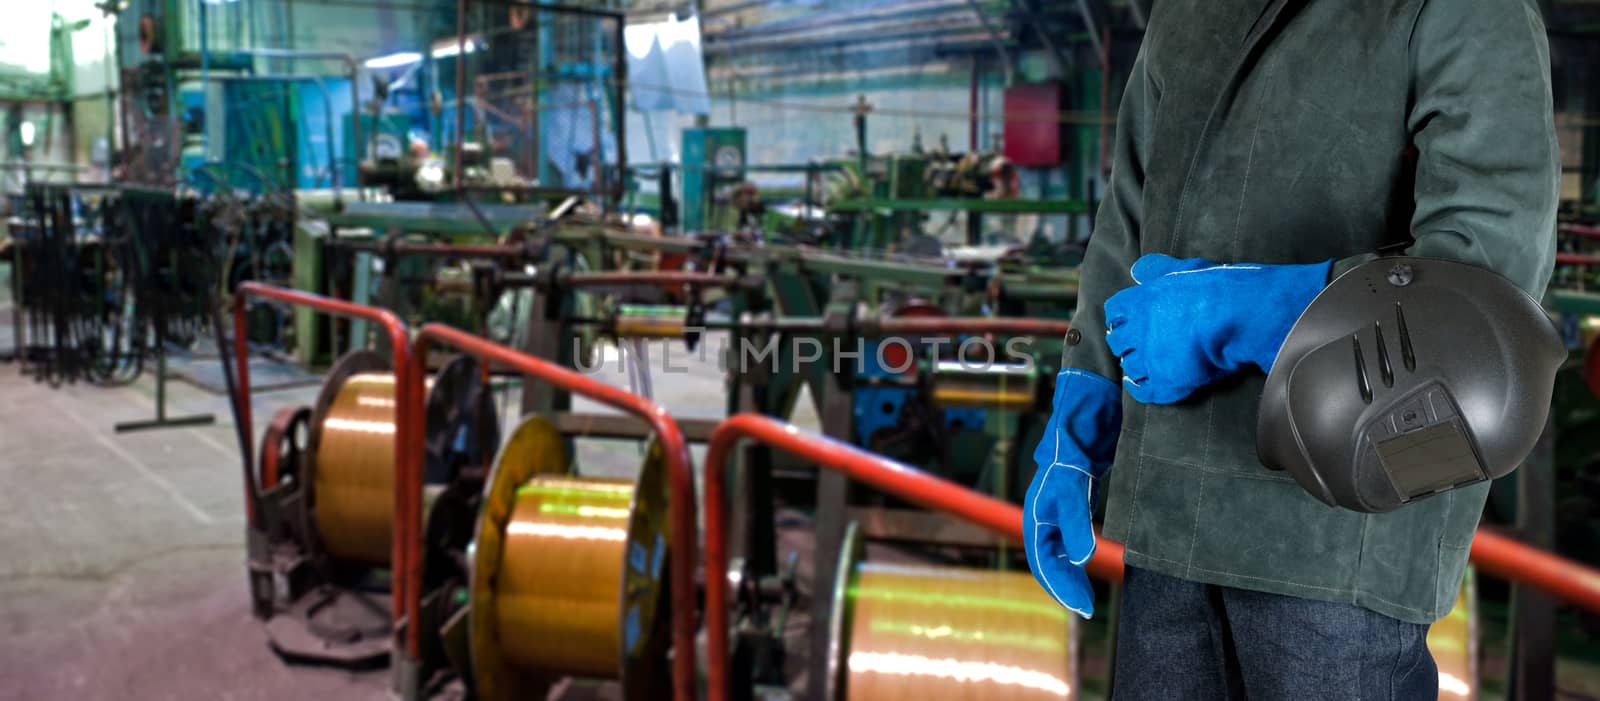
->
xmin=1127 ymin=421 xmax=1151 ymax=555
xmin=1352 ymin=510 xmax=1369 ymax=598
xmin=1433 ymin=490 xmax=1456 ymax=613
xmin=1183 ymin=400 xmax=1217 ymax=574
xmin=1130 ymin=452 xmax=1299 ymax=483
xmin=1139 ymin=552 xmax=1345 ymax=593
xmin=1405 ymin=0 xmax=1428 ymax=72
xmin=1231 ymin=50 xmax=1278 ymax=259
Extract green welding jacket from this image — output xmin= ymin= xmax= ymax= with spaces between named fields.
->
xmin=1069 ymin=0 xmax=1559 ymax=624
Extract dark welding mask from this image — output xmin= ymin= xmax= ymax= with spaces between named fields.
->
xmin=1257 ymin=257 xmax=1564 ymax=513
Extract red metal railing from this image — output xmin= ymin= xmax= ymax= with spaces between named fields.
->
xmin=699 ymin=412 xmax=1600 ymax=701
xmin=1559 ymin=223 xmax=1600 ymax=241
xmin=231 ymin=283 xmax=417 ymax=649
xmin=562 ymin=270 xmax=737 ymax=288
xmin=700 ymin=413 xmax=1122 ymax=701
xmin=408 ymin=324 xmax=698 ymax=701
xmin=1556 ymin=252 xmax=1600 ymax=266
xmin=328 ymin=241 xmax=533 ymax=259
xmin=868 ymin=317 xmax=1073 ymax=337
xmin=1470 ymin=530 xmax=1600 ymax=613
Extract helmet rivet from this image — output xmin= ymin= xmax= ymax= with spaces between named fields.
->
xmin=1388 ymin=262 xmax=1414 ymax=288
xmin=1387 ymin=264 xmax=1414 ymax=287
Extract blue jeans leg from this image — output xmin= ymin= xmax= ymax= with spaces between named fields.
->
xmin=1114 ymin=566 xmax=1438 ymax=700
xmin=1113 ymin=566 xmax=1245 ymax=700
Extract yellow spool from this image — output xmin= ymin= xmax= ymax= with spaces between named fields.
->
xmin=612 ymin=308 xmax=688 ymax=339
xmin=498 ymin=475 xmax=637 ymax=676
xmin=828 ymin=523 xmax=1077 ymax=701
xmin=470 ymin=415 xmax=671 ymax=701
xmin=929 ymin=361 xmax=1038 ymax=412
xmin=308 ymin=351 xmax=432 ymax=566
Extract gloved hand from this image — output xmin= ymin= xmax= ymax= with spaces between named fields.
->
xmin=1024 ymin=368 xmax=1122 ymax=618
xmin=1104 ymin=254 xmax=1332 ymax=404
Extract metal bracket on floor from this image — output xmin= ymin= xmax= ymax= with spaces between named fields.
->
xmin=114 ymin=331 xmax=215 ymax=433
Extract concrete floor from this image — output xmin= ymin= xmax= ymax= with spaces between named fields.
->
xmin=0 ymin=353 xmax=379 ymax=700
xmin=0 ymin=267 xmax=789 ymax=700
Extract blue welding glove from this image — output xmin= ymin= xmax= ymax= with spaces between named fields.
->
xmin=1103 ymin=254 xmax=1332 ymax=404
xmin=1024 ymin=368 xmax=1122 ymax=618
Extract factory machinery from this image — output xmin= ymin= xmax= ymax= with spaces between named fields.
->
xmin=4 ymin=181 xmax=295 ymax=429
xmin=6 ymin=2 xmax=1600 ymax=696
xmin=17 ymin=111 xmax=1600 ymax=698
xmin=239 ymin=168 xmax=1600 ymax=698
xmin=227 ymin=276 xmax=1600 ymax=701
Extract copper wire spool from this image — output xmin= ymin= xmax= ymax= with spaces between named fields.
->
xmin=928 ymin=361 xmax=1038 ymax=412
xmin=611 ymin=305 xmax=689 ymax=339
xmin=469 ymin=415 xmax=671 ymax=701
xmin=827 ymin=524 xmax=1077 ymax=701
xmin=307 ymin=351 xmax=442 ymax=566
xmin=308 ymin=351 xmax=399 ymax=565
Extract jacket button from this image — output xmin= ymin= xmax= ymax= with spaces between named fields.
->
xmin=1066 ymin=328 xmax=1082 ymax=345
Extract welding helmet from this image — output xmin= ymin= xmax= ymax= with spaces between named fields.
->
xmin=1257 ymin=257 xmax=1564 ymax=513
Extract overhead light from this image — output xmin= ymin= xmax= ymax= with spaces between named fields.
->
xmin=430 ymin=36 xmax=481 ymax=59
xmin=364 ymin=51 xmax=423 ymax=69
xmin=19 ymin=122 xmax=35 ymax=148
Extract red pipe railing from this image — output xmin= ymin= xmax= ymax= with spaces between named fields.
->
xmin=1557 ymin=252 xmax=1600 ymax=266
xmin=231 ymin=283 xmax=416 ymax=650
xmin=700 ymin=412 xmax=1600 ymax=701
xmin=868 ymin=317 xmax=1073 ymax=337
xmin=1559 ymin=223 xmax=1600 ymax=241
xmin=561 ymin=270 xmax=736 ymax=288
xmin=700 ymin=413 xmax=1122 ymax=701
xmin=1471 ymin=529 xmax=1600 ymax=613
xmin=408 ymin=324 xmax=698 ymax=701
xmin=328 ymin=241 xmax=533 ymax=259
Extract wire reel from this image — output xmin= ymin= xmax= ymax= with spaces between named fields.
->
xmin=610 ymin=304 xmax=691 ymax=340
xmin=466 ymin=415 xmax=673 ymax=701
xmin=927 ymin=361 xmax=1038 ymax=413
xmin=251 ymin=349 xmax=498 ymax=667
xmin=304 ymin=350 xmax=500 ymax=567
xmin=304 ymin=350 xmax=404 ymax=566
xmin=825 ymin=523 xmax=1078 ymax=701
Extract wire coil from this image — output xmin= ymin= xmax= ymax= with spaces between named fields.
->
xmin=313 ymin=370 xmax=401 ymax=564
xmin=611 ymin=305 xmax=690 ymax=339
xmin=830 ymin=523 xmax=1076 ymax=700
xmin=928 ymin=361 xmax=1038 ymax=412
xmin=308 ymin=351 xmax=436 ymax=566
xmin=469 ymin=415 xmax=671 ymax=701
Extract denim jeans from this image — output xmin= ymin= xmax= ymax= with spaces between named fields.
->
xmin=1114 ymin=566 xmax=1438 ymax=700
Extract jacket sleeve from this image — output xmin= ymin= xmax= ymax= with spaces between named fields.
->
xmin=1332 ymin=0 xmax=1559 ymax=297
xmin=1063 ymin=46 xmax=1154 ymax=382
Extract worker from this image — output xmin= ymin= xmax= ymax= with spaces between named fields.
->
xmin=1024 ymin=1 xmax=1558 ymax=698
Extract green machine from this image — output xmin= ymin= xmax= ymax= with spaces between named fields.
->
xmin=681 ymin=127 xmax=747 ymax=232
